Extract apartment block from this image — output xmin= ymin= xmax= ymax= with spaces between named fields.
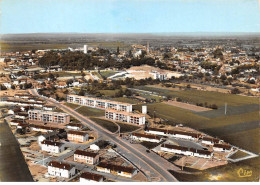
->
xmin=67 ymin=94 xmax=133 ymax=112
xmin=105 ymin=109 xmax=145 ymax=125
xmin=28 ymin=110 xmax=70 ymax=124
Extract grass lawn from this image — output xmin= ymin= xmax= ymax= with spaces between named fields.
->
xmin=76 ymin=106 xmax=105 ymax=117
xmin=229 ymin=150 xmax=249 ymax=160
xmin=100 ymin=71 xmax=118 ymax=78
xmin=140 ymin=141 xmax=161 ymax=149
xmin=99 ymin=89 xmax=120 ymax=97
xmin=116 ymin=122 xmax=140 ymax=133
xmin=64 ymin=102 xmax=80 ymax=109
xmin=112 ymin=97 xmax=140 ymax=104
xmin=90 ymin=118 xmax=118 ymax=133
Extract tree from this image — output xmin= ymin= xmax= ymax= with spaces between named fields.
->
xmin=231 ymin=88 xmax=241 ymax=94
xmin=116 ymin=46 xmax=120 ymax=55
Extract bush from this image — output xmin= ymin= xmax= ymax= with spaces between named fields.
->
xmin=176 ymin=97 xmax=182 ymax=102
xmin=231 ymin=88 xmax=241 ymax=94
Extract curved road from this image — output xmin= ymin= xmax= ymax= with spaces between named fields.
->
xmin=30 ymin=89 xmax=178 ymax=182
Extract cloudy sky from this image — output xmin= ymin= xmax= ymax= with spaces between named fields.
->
xmin=0 ymin=0 xmax=259 ymax=34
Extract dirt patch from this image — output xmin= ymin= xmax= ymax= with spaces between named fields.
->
xmin=163 ymin=100 xmax=212 ymax=112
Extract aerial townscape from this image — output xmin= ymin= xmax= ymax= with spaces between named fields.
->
xmin=0 ymin=0 xmax=259 ymax=183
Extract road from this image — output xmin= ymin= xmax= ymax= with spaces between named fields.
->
xmin=30 ymin=89 xmax=178 ymax=182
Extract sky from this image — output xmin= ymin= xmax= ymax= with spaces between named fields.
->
xmin=0 ymin=0 xmax=260 ymax=34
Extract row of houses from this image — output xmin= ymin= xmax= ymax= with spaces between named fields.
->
xmin=145 ymin=127 xmax=201 ymax=140
xmin=161 ymin=143 xmax=213 ymax=159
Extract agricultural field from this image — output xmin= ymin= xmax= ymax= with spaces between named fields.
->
xmin=135 ymin=85 xmax=258 ymax=107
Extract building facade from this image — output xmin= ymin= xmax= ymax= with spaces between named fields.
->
xmin=67 ymin=94 xmax=133 ymax=112
xmin=74 ymin=150 xmax=99 ymax=165
xmin=48 ymin=161 xmax=75 ymax=178
xmin=105 ymin=109 xmax=145 ymax=125
xmin=67 ymin=130 xmax=89 ymax=143
xmin=28 ymin=110 xmax=70 ymax=124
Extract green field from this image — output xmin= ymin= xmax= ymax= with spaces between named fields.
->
xmin=90 ymin=118 xmax=118 ymax=133
xmin=99 ymin=89 xmax=120 ymax=97
xmin=76 ymin=106 xmax=105 ymax=117
xmin=90 ymin=117 xmax=139 ymax=133
xmin=112 ymin=97 xmax=140 ymax=104
xmin=100 ymin=71 xmax=118 ymax=78
xmin=64 ymin=102 xmax=80 ymax=109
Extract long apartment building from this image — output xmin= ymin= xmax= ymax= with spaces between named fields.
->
xmin=67 ymin=94 xmax=133 ymax=112
xmin=105 ymin=109 xmax=145 ymax=125
xmin=28 ymin=110 xmax=70 ymax=124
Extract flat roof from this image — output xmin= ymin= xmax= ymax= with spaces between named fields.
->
xmin=67 ymin=94 xmax=133 ymax=106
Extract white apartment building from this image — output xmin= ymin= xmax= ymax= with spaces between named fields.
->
xmin=48 ymin=161 xmax=76 ymax=178
xmin=41 ymin=140 xmax=65 ymax=153
xmin=67 ymin=94 xmax=133 ymax=112
xmin=105 ymin=109 xmax=145 ymax=125
xmin=28 ymin=110 xmax=70 ymax=124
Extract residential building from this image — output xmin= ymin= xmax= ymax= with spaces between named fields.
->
xmin=131 ymin=133 xmax=162 ymax=143
xmin=67 ymin=94 xmax=133 ymax=112
xmin=161 ymin=143 xmax=212 ymax=159
xmin=74 ymin=150 xmax=99 ymax=165
xmin=30 ymin=124 xmax=57 ymax=133
xmin=96 ymin=162 xmax=137 ymax=178
xmin=66 ymin=123 xmax=82 ymax=130
xmin=48 ymin=161 xmax=76 ymax=178
xmin=28 ymin=110 xmax=70 ymax=124
xmin=67 ymin=130 xmax=89 ymax=143
xmin=105 ymin=109 xmax=145 ymax=125
xmin=213 ymin=143 xmax=232 ymax=152
xmin=80 ymin=172 xmax=103 ymax=182
xmin=41 ymin=140 xmax=65 ymax=153
xmin=201 ymin=137 xmax=220 ymax=145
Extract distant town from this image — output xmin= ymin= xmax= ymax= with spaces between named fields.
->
xmin=0 ymin=35 xmax=259 ymax=182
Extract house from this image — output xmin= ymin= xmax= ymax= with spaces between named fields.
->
xmin=67 ymin=130 xmax=89 ymax=143
xmin=66 ymin=123 xmax=82 ymax=130
xmin=80 ymin=172 xmax=103 ymax=182
xmin=105 ymin=109 xmax=145 ymax=125
xmin=48 ymin=161 xmax=76 ymax=178
xmin=213 ymin=143 xmax=232 ymax=152
xmin=201 ymin=137 xmax=220 ymax=145
xmin=96 ymin=162 xmax=137 ymax=178
xmin=30 ymin=124 xmax=57 ymax=133
xmin=131 ymin=133 xmax=162 ymax=143
xmin=43 ymin=105 xmax=56 ymax=111
xmin=10 ymin=119 xmax=24 ymax=126
xmin=41 ymin=140 xmax=65 ymax=153
xmin=90 ymin=144 xmax=100 ymax=151
xmin=17 ymin=122 xmax=29 ymax=129
xmin=74 ymin=150 xmax=99 ymax=165
xmin=14 ymin=112 xmax=28 ymax=119
xmin=28 ymin=110 xmax=70 ymax=124
xmin=55 ymin=81 xmax=67 ymax=89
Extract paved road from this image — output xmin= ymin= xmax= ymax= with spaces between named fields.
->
xmin=30 ymin=89 xmax=178 ymax=182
